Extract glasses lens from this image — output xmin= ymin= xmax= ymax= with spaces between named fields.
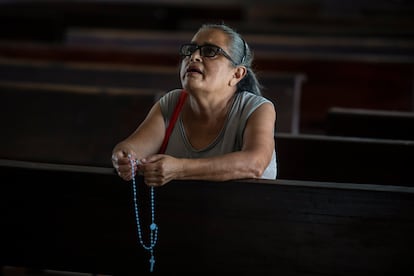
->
xmin=201 ymin=46 xmax=219 ymax=57
xmin=180 ymin=44 xmax=195 ymax=56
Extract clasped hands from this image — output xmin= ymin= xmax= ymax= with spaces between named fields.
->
xmin=112 ymin=151 xmax=178 ymax=186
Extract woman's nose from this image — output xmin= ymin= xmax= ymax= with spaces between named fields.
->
xmin=190 ymin=49 xmax=202 ymax=62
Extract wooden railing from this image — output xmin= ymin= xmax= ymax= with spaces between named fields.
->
xmin=1 ymin=159 xmax=413 ymax=275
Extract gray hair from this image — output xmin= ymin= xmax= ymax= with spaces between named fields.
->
xmin=198 ymin=23 xmax=262 ymax=96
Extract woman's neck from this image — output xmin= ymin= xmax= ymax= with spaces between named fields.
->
xmin=186 ymin=91 xmax=236 ymax=121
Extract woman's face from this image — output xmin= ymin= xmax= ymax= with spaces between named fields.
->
xmin=179 ymin=28 xmax=237 ymax=94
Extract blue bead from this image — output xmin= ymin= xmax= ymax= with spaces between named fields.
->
xmin=150 ymin=223 xmax=157 ymax=230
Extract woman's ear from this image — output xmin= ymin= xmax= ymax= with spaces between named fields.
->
xmin=229 ymin=66 xmax=247 ymax=86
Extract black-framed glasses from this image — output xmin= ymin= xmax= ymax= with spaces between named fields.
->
xmin=179 ymin=43 xmax=237 ymax=65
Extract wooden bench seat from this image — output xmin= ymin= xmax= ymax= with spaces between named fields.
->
xmin=1 ymin=159 xmax=413 ymax=275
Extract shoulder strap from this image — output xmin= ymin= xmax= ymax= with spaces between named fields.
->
xmin=158 ymin=90 xmax=188 ymax=154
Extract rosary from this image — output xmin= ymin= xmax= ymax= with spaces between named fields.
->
xmin=124 ymin=91 xmax=185 ymax=272
xmin=129 ymin=155 xmax=158 ymax=273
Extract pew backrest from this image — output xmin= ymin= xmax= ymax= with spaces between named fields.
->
xmin=275 ymin=132 xmax=414 ymax=186
xmin=0 ymin=81 xmax=162 ymax=166
xmin=1 ymin=159 xmax=413 ymax=275
xmin=0 ymin=59 xmax=305 ymax=133
xmin=2 ymin=82 xmax=413 ymax=187
xmin=326 ymin=106 xmax=414 ymax=140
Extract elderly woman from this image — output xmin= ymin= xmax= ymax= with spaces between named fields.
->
xmin=112 ymin=23 xmax=277 ymax=186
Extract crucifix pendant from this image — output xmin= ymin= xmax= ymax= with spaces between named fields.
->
xmin=149 ymin=255 xmax=155 ymax=272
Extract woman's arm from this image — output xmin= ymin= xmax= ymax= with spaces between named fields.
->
xmin=112 ymin=102 xmax=165 ymax=181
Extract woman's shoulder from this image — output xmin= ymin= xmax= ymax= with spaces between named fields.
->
xmin=159 ymin=89 xmax=185 ymax=117
xmin=159 ymin=89 xmax=184 ymax=101
xmin=159 ymin=89 xmax=185 ymax=105
xmin=237 ymin=91 xmax=274 ymax=107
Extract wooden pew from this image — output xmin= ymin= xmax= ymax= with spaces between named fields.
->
xmin=1 ymin=81 xmax=413 ymax=186
xmin=50 ymin=29 xmax=414 ymax=134
xmin=1 ymin=35 xmax=412 ymax=135
xmin=1 ymin=1 xmax=413 ymax=44
xmin=0 ymin=59 xmax=305 ymax=133
xmin=275 ymin=133 xmax=414 ymax=186
xmin=0 ymin=81 xmax=162 ymax=166
xmin=259 ymin=71 xmax=306 ymax=134
xmin=326 ymin=107 xmax=414 ymax=140
xmin=0 ymin=2 xmax=244 ymax=42
xmin=0 ymin=58 xmax=182 ymax=91
xmin=1 ymin=159 xmax=413 ymax=275
xmin=63 ymin=27 xmax=414 ymax=60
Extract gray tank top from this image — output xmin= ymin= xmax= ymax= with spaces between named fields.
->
xmin=159 ymin=89 xmax=277 ymax=179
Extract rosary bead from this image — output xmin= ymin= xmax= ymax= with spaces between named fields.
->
xmin=150 ymin=223 xmax=157 ymax=230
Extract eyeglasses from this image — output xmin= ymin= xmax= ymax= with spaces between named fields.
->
xmin=179 ymin=43 xmax=237 ymax=65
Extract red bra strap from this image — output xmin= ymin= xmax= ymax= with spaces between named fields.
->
xmin=158 ymin=90 xmax=188 ymax=154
